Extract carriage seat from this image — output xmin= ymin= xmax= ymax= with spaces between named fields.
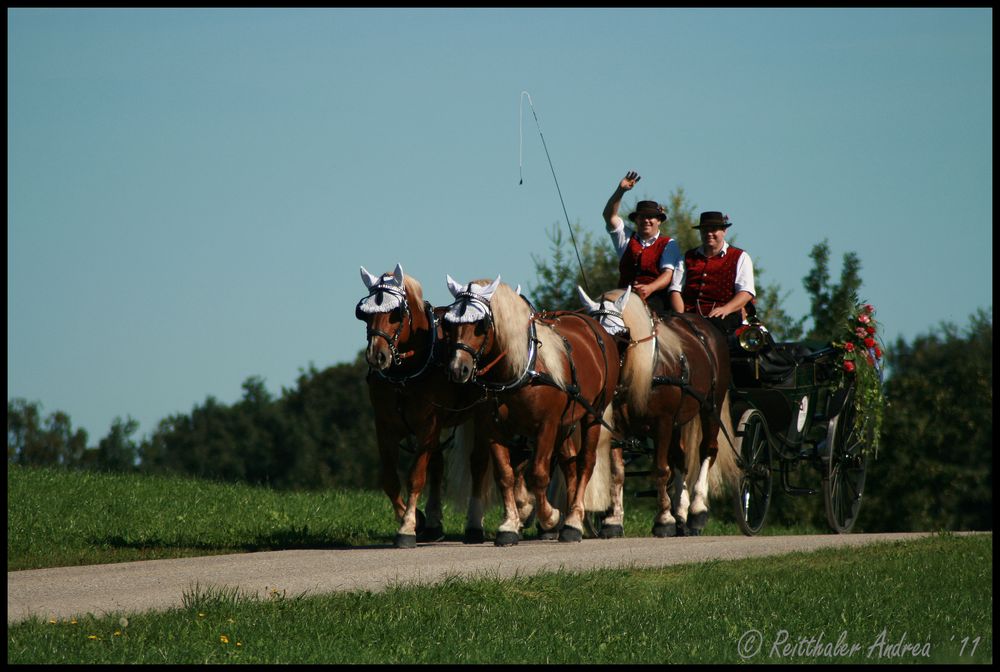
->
xmin=732 ymin=340 xmax=833 ymax=386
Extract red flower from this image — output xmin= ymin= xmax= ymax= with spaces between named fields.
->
xmin=864 ymin=337 xmax=876 ymax=348
xmin=844 ymin=342 xmax=855 ymax=352
xmin=844 ymin=360 xmax=856 ymax=373
xmin=864 ymin=304 xmax=875 ymax=314
xmin=867 ymin=354 xmax=875 ymax=366
xmin=858 ymin=314 xmax=871 ymax=324
xmin=875 ymin=346 xmax=882 ymax=359
xmin=856 ymin=327 xmax=868 ymax=338
xmin=866 ymin=325 xmax=876 ymax=335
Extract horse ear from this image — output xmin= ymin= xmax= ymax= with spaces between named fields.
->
xmin=577 ymin=285 xmax=600 ymax=313
xmin=391 ymin=263 xmax=405 ymax=287
xmin=446 ymin=274 xmax=465 ymax=298
xmin=514 ymin=284 xmax=522 ymax=296
xmin=360 ymin=266 xmax=380 ymax=290
xmin=614 ymin=285 xmax=632 ymax=312
xmin=480 ymin=275 xmax=502 ymax=300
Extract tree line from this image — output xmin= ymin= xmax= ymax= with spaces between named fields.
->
xmin=7 ymin=190 xmax=992 ymax=532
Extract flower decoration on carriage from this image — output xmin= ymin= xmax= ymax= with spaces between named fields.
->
xmin=832 ymin=301 xmax=886 ymax=457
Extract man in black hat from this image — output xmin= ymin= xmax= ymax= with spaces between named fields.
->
xmin=668 ymin=211 xmax=756 ymax=334
xmin=602 ymin=170 xmax=682 ymax=315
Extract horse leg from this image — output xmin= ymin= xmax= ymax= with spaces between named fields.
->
xmin=598 ymin=440 xmax=626 ymax=538
xmin=514 ymin=450 xmax=537 ymax=527
xmin=669 ymin=422 xmax=694 ymax=536
xmin=418 ymin=447 xmax=445 ymax=543
xmin=491 ymin=438 xmax=523 ymax=546
xmin=375 ymin=425 xmax=407 ymax=527
xmin=688 ymin=412 xmax=720 ymax=536
xmin=653 ymin=421 xmax=681 ymax=537
xmin=531 ymin=422 xmax=563 ymax=539
xmin=395 ymin=431 xmax=438 ymax=548
xmin=560 ymin=420 xmax=602 ymax=542
xmin=560 ymin=427 xmax=580 ymax=510
xmin=463 ymin=428 xmax=491 ymax=544
xmin=537 ymin=431 xmax=573 ymax=540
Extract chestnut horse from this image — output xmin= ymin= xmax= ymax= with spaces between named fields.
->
xmin=578 ymin=286 xmax=738 ymax=536
xmin=442 ymin=275 xmax=620 ymax=545
xmin=355 ymin=264 xmax=489 ymax=548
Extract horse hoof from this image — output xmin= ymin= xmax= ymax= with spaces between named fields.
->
xmin=558 ymin=526 xmax=583 ymax=543
xmin=687 ymin=528 xmax=702 ymax=537
xmin=675 ymin=520 xmax=687 ymax=537
xmin=537 ymin=528 xmax=560 ymax=541
xmin=652 ymin=523 xmax=677 ymax=538
xmin=598 ymin=524 xmax=624 ymax=539
xmin=394 ymin=534 xmax=418 ymax=549
xmin=463 ymin=527 xmax=485 ymax=544
xmin=495 ymin=531 xmax=520 ymax=547
xmin=688 ymin=511 xmax=708 ymax=532
xmin=414 ymin=509 xmax=427 ymax=535
xmin=417 ymin=526 xmax=445 ymax=543
xmin=537 ymin=512 xmax=564 ymax=540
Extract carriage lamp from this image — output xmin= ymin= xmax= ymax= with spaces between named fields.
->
xmin=737 ymin=323 xmax=769 ymax=353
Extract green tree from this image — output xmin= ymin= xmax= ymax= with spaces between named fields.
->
xmin=94 ymin=416 xmax=139 ymax=472
xmin=7 ymin=399 xmax=89 ymax=468
xmin=801 ymin=240 xmax=863 ymax=342
xmin=858 ymin=309 xmax=992 ymax=532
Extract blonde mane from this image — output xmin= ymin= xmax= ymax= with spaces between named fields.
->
xmin=604 ymin=288 xmax=685 ymax=416
xmin=480 ymin=280 xmax=566 ymax=388
xmin=401 ymin=273 xmax=424 ymax=307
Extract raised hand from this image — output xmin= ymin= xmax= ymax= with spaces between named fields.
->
xmin=620 ymin=171 xmax=641 ymax=191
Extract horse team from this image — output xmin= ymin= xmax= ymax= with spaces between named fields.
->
xmin=355 ymin=264 xmax=738 ymax=548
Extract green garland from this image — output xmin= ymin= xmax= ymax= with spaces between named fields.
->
xmin=831 ymin=302 xmax=886 ymax=458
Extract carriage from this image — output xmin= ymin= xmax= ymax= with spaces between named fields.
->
xmin=721 ymin=319 xmax=873 ymax=535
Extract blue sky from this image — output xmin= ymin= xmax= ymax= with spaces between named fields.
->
xmin=8 ymin=8 xmax=992 ymax=443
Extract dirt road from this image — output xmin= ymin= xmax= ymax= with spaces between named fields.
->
xmin=7 ymin=532 xmax=965 ymax=624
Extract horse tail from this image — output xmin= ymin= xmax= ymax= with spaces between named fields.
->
xmin=710 ymin=391 xmax=739 ymax=497
xmin=583 ymin=405 xmax=614 ymax=512
xmin=445 ymin=418 xmax=494 ymax=510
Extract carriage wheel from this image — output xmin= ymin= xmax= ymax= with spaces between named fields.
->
xmin=822 ymin=386 xmax=869 ymax=533
xmin=732 ymin=407 xmax=773 ymax=536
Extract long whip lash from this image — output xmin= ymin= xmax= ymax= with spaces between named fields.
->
xmin=519 ymin=91 xmax=591 ymax=294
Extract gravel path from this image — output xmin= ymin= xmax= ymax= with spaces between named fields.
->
xmin=7 ymin=532 xmax=971 ymax=624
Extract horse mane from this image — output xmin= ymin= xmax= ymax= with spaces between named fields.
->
xmin=400 ymin=273 xmax=424 ymax=307
xmin=481 ymin=280 xmax=566 ymax=388
xmin=606 ymin=288 xmax=685 ymax=416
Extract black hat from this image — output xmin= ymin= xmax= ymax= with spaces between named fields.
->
xmin=628 ymin=201 xmax=667 ymax=222
xmin=693 ymin=211 xmax=732 ymax=229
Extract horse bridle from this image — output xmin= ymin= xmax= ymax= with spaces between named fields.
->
xmin=355 ymin=284 xmax=414 ymax=367
xmin=443 ymin=291 xmax=499 ymax=377
xmin=588 ymin=301 xmax=658 ymax=369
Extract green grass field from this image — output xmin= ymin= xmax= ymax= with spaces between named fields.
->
xmin=7 ymin=465 xmax=992 ymax=664
xmin=7 ymin=464 xmax=820 ymax=571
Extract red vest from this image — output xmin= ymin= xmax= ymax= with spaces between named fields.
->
xmin=681 ymin=245 xmax=744 ymax=314
xmin=618 ymin=235 xmax=672 ymax=289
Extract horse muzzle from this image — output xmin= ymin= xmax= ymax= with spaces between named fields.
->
xmin=448 ymin=351 xmax=475 ymax=384
xmin=366 ymin=340 xmax=392 ymax=371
